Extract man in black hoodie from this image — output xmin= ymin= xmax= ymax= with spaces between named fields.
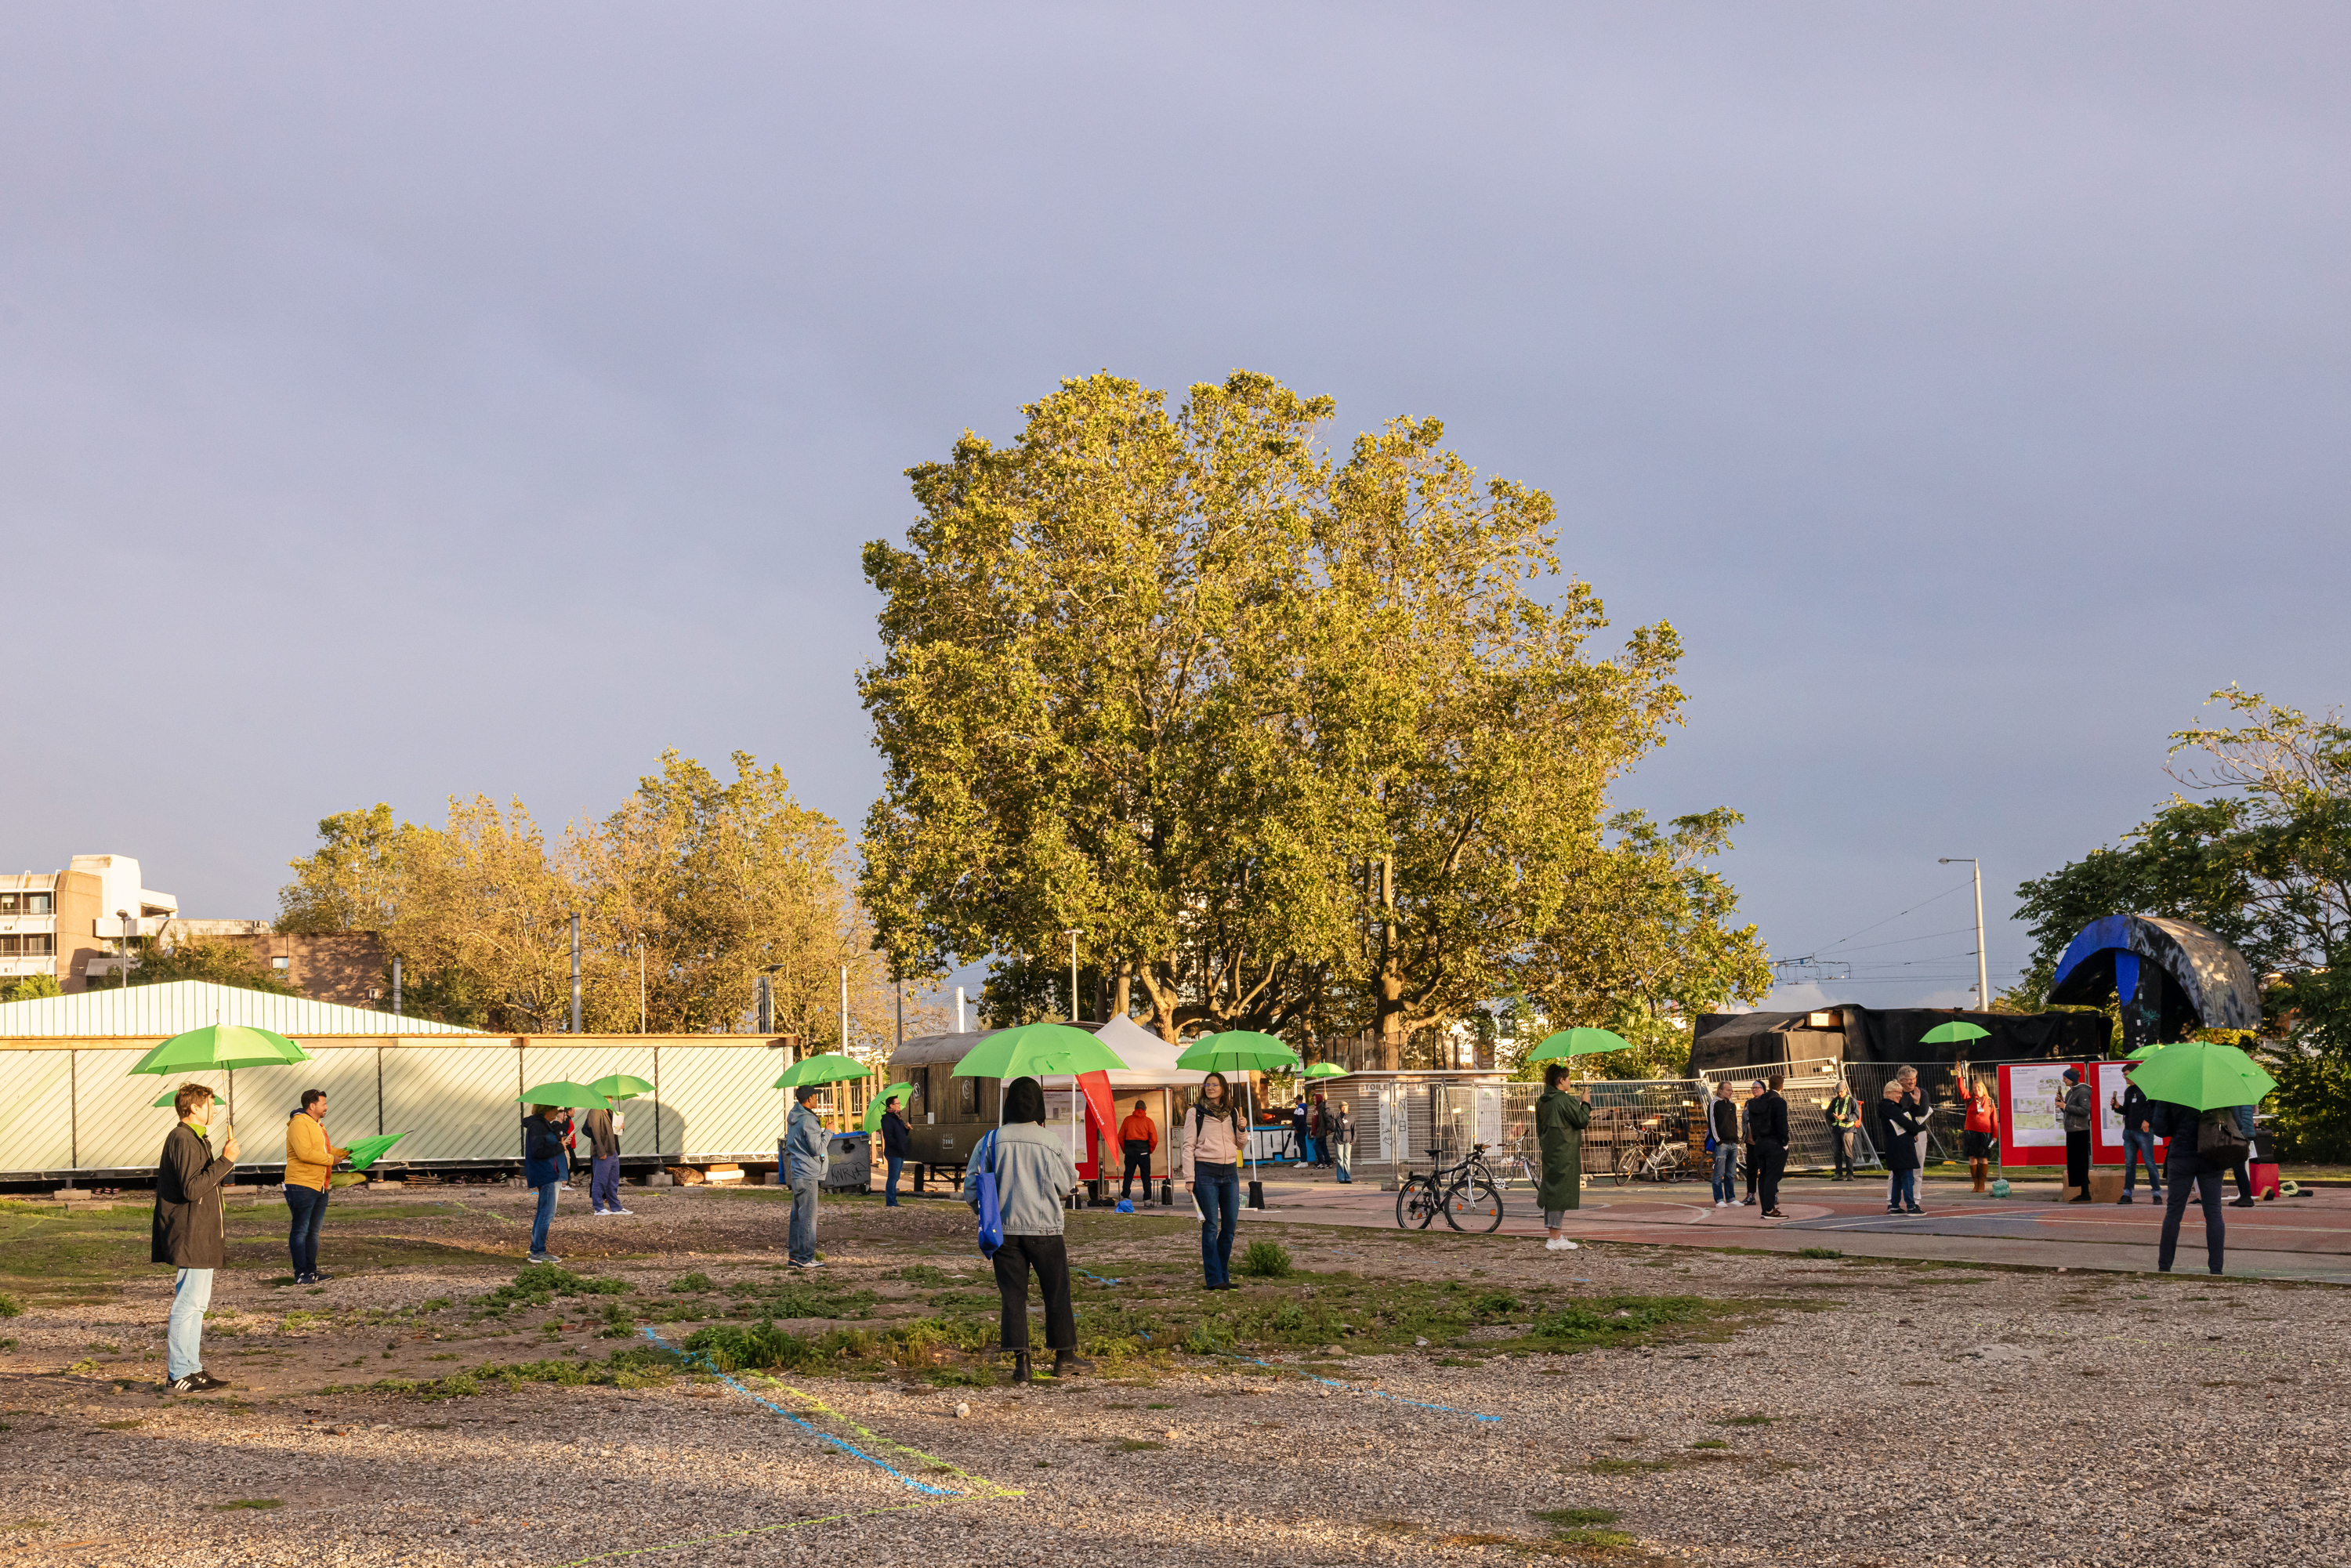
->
xmin=879 ymin=1094 xmax=912 ymax=1207
xmin=1750 ymin=1074 xmax=1791 ymax=1218
xmin=152 ymin=1083 xmax=238 ymax=1394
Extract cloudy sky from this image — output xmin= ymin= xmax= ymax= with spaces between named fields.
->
xmin=6 ymin=3 xmax=2346 ymax=1009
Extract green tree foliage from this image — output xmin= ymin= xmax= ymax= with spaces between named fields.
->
xmin=0 ymin=972 xmax=63 ymax=1004
xmin=2012 ymin=688 xmax=2351 ymax=1157
xmin=279 ymin=752 xmax=900 ymax=1041
xmin=860 ymin=370 xmax=1770 ymax=1053
xmin=125 ymin=937 xmax=302 ymax=997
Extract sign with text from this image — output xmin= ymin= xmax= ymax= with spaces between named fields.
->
xmin=1997 ymin=1061 xmax=2078 ymax=1168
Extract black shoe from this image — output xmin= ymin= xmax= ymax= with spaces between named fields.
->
xmin=1905 ymin=1205 xmax=1925 ymax=1215
xmin=1886 ymin=1206 xmax=1902 ymax=1215
xmin=1053 ymin=1350 xmax=1095 ymax=1377
xmin=164 ymin=1374 xmax=201 ymax=1395
xmin=1762 ymin=1208 xmax=1788 ymax=1219
xmin=190 ymin=1371 xmax=230 ymax=1391
xmin=2230 ymin=1197 xmax=2255 ymax=1208
xmin=1010 ymin=1350 xmax=1031 ymax=1385
xmin=2067 ymin=1194 xmax=2092 ymax=1204
xmin=309 ymin=1270 xmax=333 ymax=1282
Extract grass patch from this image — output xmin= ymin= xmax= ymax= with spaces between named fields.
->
xmin=329 ymin=1345 xmax=683 ymax=1400
xmin=0 ymin=1293 xmax=20 ymax=1318
xmin=1531 ymin=1296 xmax=1719 ymax=1349
xmin=1533 ymin=1508 xmax=1621 ymax=1527
xmin=1715 ymin=1414 xmax=1776 ymax=1426
xmin=1795 ymin=1248 xmax=1842 ymax=1260
xmin=98 ymin=1419 xmax=144 ymax=1429
xmin=215 ymin=1498 xmax=284 ymax=1511
xmin=473 ymin=1265 xmax=631 ymax=1319
xmin=1585 ymin=1458 xmax=1672 ymax=1476
xmin=1114 ymin=1439 xmax=1166 ymax=1452
xmin=1690 ymin=1439 xmax=1729 ymax=1449
xmin=668 ymin=1272 xmax=715 ymax=1294
xmin=1238 ymin=1241 xmax=1293 ymax=1278
xmin=889 ymin=1265 xmax=962 ymax=1286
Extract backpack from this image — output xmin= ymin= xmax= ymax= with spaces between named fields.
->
xmin=2196 ymin=1111 xmax=2251 ymax=1168
xmin=970 ymin=1128 xmax=1004 ymax=1259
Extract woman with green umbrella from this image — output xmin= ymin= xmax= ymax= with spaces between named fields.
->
xmin=1534 ymin=1061 xmax=1591 ymax=1252
xmin=2140 ymin=1041 xmax=2273 ymax=1275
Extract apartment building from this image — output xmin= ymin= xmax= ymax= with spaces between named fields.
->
xmin=0 ymin=854 xmax=179 ymax=992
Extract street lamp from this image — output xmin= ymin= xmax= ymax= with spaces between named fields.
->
xmin=114 ymin=908 xmax=132 ymax=988
xmin=1937 ymin=859 xmax=1991 ymax=1011
xmin=1063 ymin=929 xmax=1083 ymax=1023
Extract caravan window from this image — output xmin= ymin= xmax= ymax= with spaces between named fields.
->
xmin=958 ymin=1075 xmax=977 ymax=1115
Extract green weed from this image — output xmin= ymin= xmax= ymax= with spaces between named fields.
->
xmin=1532 ymin=1508 xmax=1621 ymax=1527
xmin=668 ymin=1272 xmax=715 ymax=1294
xmin=1238 ymin=1240 xmax=1292 ymax=1278
xmin=215 ymin=1499 xmax=283 ymax=1511
xmin=1795 ymin=1248 xmax=1843 ymax=1260
xmin=0 ymin=1294 xmax=20 ymax=1319
xmin=473 ymin=1265 xmax=629 ymax=1318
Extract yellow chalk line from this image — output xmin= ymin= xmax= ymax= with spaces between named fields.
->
xmin=759 ymin=1377 xmax=1026 ymax=1500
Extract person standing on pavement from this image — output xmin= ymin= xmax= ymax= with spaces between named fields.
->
xmin=2148 ymin=1094 xmax=2227 ymax=1274
xmin=153 ymin=1084 xmax=238 ymax=1393
xmin=1288 ymin=1098 xmax=1312 ymax=1165
xmin=1882 ymin=1072 xmax=1926 ymax=1215
xmin=1535 ymin=1062 xmax=1592 ymax=1251
xmin=1750 ymin=1073 xmax=1791 ymax=1218
xmin=1708 ymin=1081 xmax=1741 ymax=1207
xmin=1185 ymin=1071 xmax=1246 ymax=1291
xmin=972 ymin=1077 xmax=1089 ymax=1383
xmin=1824 ymin=1081 xmax=1860 ymax=1181
xmin=580 ymin=1102 xmax=630 ymax=1216
xmin=1117 ymin=1099 xmax=1156 ymax=1201
xmin=784 ymin=1084 xmax=828 ymax=1268
xmin=523 ymin=1104 xmax=569 ymax=1263
xmin=1330 ymin=1100 xmax=1355 ymax=1183
xmin=2228 ymin=1103 xmax=2259 ymax=1208
xmin=1960 ymin=1077 xmax=1998 ymax=1196
xmin=2057 ymin=1067 xmax=2095 ymax=1203
xmin=282 ymin=1088 xmax=349 ymax=1284
xmin=2112 ymin=1070 xmax=2162 ymax=1204
xmin=1740 ymin=1081 xmax=1767 ymax=1204
xmin=879 ymin=1094 xmax=912 ymax=1208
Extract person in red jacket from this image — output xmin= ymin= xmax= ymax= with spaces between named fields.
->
xmin=1118 ymin=1100 xmax=1157 ymax=1201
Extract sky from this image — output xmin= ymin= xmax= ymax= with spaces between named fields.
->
xmin=5 ymin=3 xmax=2346 ymax=1011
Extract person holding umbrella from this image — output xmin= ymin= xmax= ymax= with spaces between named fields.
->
xmin=1534 ymin=1061 xmax=1590 ymax=1251
xmin=784 ymin=1084 xmax=828 ymax=1267
xmin=972 ymin=1077 xmax=1088 ymax=1383
xmin=1184 ymin=1071 xmax=1246 ymax=1290
xmin=581 ymin=1100 xmax=630 ymax=1216
xmin=283 ymin=1088 xmax=350 ymax=1284
xmin=2136 ymin=1039 xmax=2272 ymax=1273
xmin=523 ymin=1103 xmax=569 ymax=1263
xmin=879 ymin=1093 xmax=912 ymax=1208
xmin=154 ymin=1083 xmax=237 ymax=1393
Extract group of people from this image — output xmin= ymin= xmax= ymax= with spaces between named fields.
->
xmin=1701 ymin=1074 xmax=1798 ymax=1216
xmin=1284 ymin=1094 xmax=1353 ymax=1180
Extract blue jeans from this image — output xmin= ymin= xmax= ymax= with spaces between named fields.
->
xmin=1712 ymin=1144 xmax=1737 ymax=1201
xmin=788 ymin=1173 xmax=820 ymax=1262
xmin=168 ymin=1267 xmax=212 ymax=1378
xmin=1195 ymin=1162 xmax=1240 ymax=1285
xmin=285 ymin=1183 xmax=328 ymax=1276
xmin=886 ymin=1154 xmax=904 ymax=1206
xmin=1888 ymin=1169 xmax=1918 ymax=1208
xmin=531 ymin=1181 xmax=560 ymax=1255
xmin=591 ymin=1155 xmax=622 ymax=1212
xmin=2122 ymin=1131 xmax=2162 ymax=1193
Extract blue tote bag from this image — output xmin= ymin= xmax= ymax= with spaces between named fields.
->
xmin=970 ymin=1128 xmax=1004 ymax=1258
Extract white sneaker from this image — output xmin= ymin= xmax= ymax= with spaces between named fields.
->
xmin=1543 ymin=1237 xmax=1563 ymax=1250
xmin=610 ymin=1207 xmax=634 ymax=1216
xmin=1559 ymin=1239 xmax=1579 ymax=1250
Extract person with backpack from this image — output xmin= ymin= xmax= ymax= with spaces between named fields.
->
xmin=2149 ymin=1093 xmax=2244 ymax=1274
xmin=1708 ymin=1081 xmax=1741 ymax=1208
xmin=967 ymin=1077 xmax=1086 ymax=1383
xmin=879 ymin=1094 xmax=912 ymax=1208
xmin=1185 ymin=1071 xmax=1246 ymax=1290
xmin=2111 ymin=1070 xmax=2161 ymax=1204
xmin=2056 ymin=1067 xmax=2095 ymax=1203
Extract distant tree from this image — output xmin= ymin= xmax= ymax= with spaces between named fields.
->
xmin=0 ymin=972 xmax=63 ymax=1004
xmin=127 ymin=937 xmax=302 ymax=997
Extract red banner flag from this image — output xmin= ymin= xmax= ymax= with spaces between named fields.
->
xmin=1076 ymin=1070 xmax=1116 ymax=1180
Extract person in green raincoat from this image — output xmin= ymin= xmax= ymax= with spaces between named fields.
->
xmin=1535 ymin=1061 xmax=1592 ymax=1252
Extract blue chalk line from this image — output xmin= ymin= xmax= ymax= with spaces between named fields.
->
xmin=639 ymin=1327 xmax=958 ymax=1497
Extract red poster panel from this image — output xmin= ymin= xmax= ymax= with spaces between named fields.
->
xmin=1996 ymin=1062 xmax=2079 ymax=1168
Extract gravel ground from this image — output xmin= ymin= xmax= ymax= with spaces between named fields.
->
xmin=5 ymin=1184 xmax=2349 ymax=1567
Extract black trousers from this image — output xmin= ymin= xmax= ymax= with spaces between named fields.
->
xmin=1743 ymin=1146 xmax=1758 ymax=1199
xmin=1831 ymin=1129 xmax=1855 ymax=1177
xmin=992 ymin=1233 xmax=1076 ymax=1353
xmin=2158 ymin=1153 xmax=2226 ymax=1274
xmin=1755 ymin=1141 xmax=1787 ymax=1211
xmin=2066 ymin=1130 xmax=2092 ymax=1192
xmin=1121 ymin=1142 xmax=1151 ymax=1198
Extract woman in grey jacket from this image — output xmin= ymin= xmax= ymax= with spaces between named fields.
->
xmin=975 ymin=1077 xmax=1089 ymax=1383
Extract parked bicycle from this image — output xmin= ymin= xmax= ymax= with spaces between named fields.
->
xmin=1611 ymin=1115 xmax=1695 ymax=1186
xmin=1395 ymin=1144 xmax=1506 ymax=1233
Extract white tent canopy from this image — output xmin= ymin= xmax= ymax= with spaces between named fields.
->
xmin=886 ymin=1012 xmax=1206 ymax=1087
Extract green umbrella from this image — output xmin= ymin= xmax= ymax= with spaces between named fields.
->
xmin=1525 ymin=1028 xmax=1632 ymax=1063
xmin=862 ymin=1082 xmax=916 ymax=1133
xmin=129 ymin=1023 xmax=312 ymax=1076
xmin=585 ymin=1074 xmax=654 ymax=1103
xmin=1302 ymin=1061 xmax=1349 ymax=1079
xmin=516 ymin=1081 xmax=612 ymax=1110
xmin=773 ymin=1052 xmax=871 ymax=1088
xmin=1174 ymin=1030 xmax=1302 ymax=1074
xmin=1920 ymin=1020 xmax=1990 ymax=1045
xmin=951 ymin=1022 xmax=1128 ymax=1081
xmin=2125 ymin=1040 xmax=2277 ymax=1112
xmin=343 ymin=1132 xmax=411 ymax=1173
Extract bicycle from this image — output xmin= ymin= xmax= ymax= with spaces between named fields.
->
xmin=1395 ymin=1144 xmax=1506 ymax=1233
xmin=1611 ymin=1117 xmax=1695 ymax=1186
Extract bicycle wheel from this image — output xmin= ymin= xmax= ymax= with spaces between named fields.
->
xmin=1444 ymin=1178 xmax=1505 ymax=1233
xmin=1613 ymin=1145 xmax=1645 ymax=1186
xmin=1658 ymin=1146 xmax=1693 ymax=1183
xmin=1395 ymin=1177 xmax=1436 ymax=1230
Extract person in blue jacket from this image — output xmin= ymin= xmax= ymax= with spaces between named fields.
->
xmin=879 ymin=1094 xmax=912 ymax=1208
xmin=784 ymin=1085 xmax=829 ymax=1267
xmin=523 ymin=1104 xmax=569 ymax=1264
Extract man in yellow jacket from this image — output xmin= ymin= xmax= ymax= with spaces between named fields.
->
xmin=284 ymin=1089 xmax=350 ymax=1285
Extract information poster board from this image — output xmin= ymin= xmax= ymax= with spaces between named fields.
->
xmin=2091 ymin=1061 xmax=2164 ymax=1165
xmin=1997 ymin=1061 xmax=2078 ymax=1168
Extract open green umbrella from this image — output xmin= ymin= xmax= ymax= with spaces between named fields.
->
xmin=1920 ymin=1020 xmax=1990 ymax=1045
xmin=129 ymin=1023 xmax=312 ymax=1076
xmin=951 ymin=1022 xmax=1128 ymax=1081
xmin=862 ymin=1082 xmax=916 ymax=1133
xmin=773 ymin=1052 xmax=871 ymax=1088
xmin=1302 ymin=1061 xmax=1349 ymax=1079
xmin=343 ymin=1132 xmax=411 ymax=1173
xmin=1525 ymin=1027 xmax=1632 ymax=1063
xmin=585 ymin=1073 xmax=654 ymax=1103
xmin=2125 ymin=1040 xmax=2277 ymax=1112
xmin=516 ymin=1081 xmax=612 ymax=1110
xmin=1174 ymin=1030 xmax=1302 ymax=1074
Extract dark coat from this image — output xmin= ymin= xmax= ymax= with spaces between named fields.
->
xmin=1880 ymin=1093 xmax=1926 ymax=1171
xmin=581 ymin=1108 xmax=621 ymax=1160
xmin=2116 ymin=1084 xmax=2154 ymax=1134
xmin=1534 ymin=1088 xmax=1592 ymax=1211
xmin=880 ymin=1110 xmax=912 ymax=1158
xmin=523 ymin=1115 xmax=570 ymax=1187
xmin=1708 ymin=1097 xmax=1741 ymax=1146
xmin=151 ymin=1121 xmax=234 ymax=1269
xmin=1747 ymin=1091 xmax=1789 ymax=1147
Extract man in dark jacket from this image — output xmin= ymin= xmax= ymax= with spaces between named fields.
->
xmin=879 ymin=1095 xmax=912 ymax=1207
xmin=1708 ymin=1083 xmax=1741 ymax=1207
xmin=152 ymin=1083 xmax=238 ymax=1394
xmin=2150 ymin=1097 xmax=2226 ymax=1274
xmin=1749 ymin=1074 xmax=1792 ymax=1218
xmin=581 ymin=1103 xmax=629 ymax=1216
xmin=1288 ymin=1099 xmax=1312 ymax=1164
xmin=2058 ymin=1067 xmax=2095 ymax=1203
xmin=2110 ymin=1074 xmax=2161 ymax=1204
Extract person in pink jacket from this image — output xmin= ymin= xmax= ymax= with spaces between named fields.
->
xmin=1184 ymin=1072 xmax=1246 ymax=1291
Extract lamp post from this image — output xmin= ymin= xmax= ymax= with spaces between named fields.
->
xmin=1938 ymin=858 xmax=1991 ymax=1011
xmin=114 ymin=908 xmax=131 ymax=988
xmin=1064 ymin=929 xmax=1083 ymax=1023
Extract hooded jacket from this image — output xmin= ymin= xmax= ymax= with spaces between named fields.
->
xmin=152 ymin=1121 xmax=235 ymax=1269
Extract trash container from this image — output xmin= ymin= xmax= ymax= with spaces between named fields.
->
xmin=824 ymin=1132 xmax=872 ymax=1194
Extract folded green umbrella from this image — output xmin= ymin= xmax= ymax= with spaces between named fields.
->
xmin=863 ymin=1082 xmax=917 ymax=1133
xmin=342 ymin=1132 xmax=411 ymax=1173
xmin=951 ymin=1022 xmax=1127 ymax=1080
xmin=1175 ymin=1030 xmax=1301 ymax=1074
xmin=516 ymin=1081 xmax=612 ymax=1110
xmin=1302 ymin=1062 xmax=1349 ymax=1079
xmin=2125 ymin=1040 xmax=2277 ymax=1112
xmin=773 ymin=1052 xmax=870 ymax=1088
xmin=1525 ymin=1027 xmax=1631 ymax=1063
xmin=585 ymin=1074 xmax=654 ymax=1103
xmin=1921 ymin=1020 xmax=1991 ymax=1045
xmin=129 ymin=1023 xmax=312 ymax=1076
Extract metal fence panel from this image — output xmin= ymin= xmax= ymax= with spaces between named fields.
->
xmin=653 ymin=1045 xmax=791 ymax=1158
xmin=216 ymin=1049 xmax=385 ymax=1167
xmin=0 ymin=1052 xmax=73 ymax=1170
xmin=383 ymin=1044 xmax=529 ymax=1162
xmin=74 ymin=1048 xmax=173 ymax=1169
